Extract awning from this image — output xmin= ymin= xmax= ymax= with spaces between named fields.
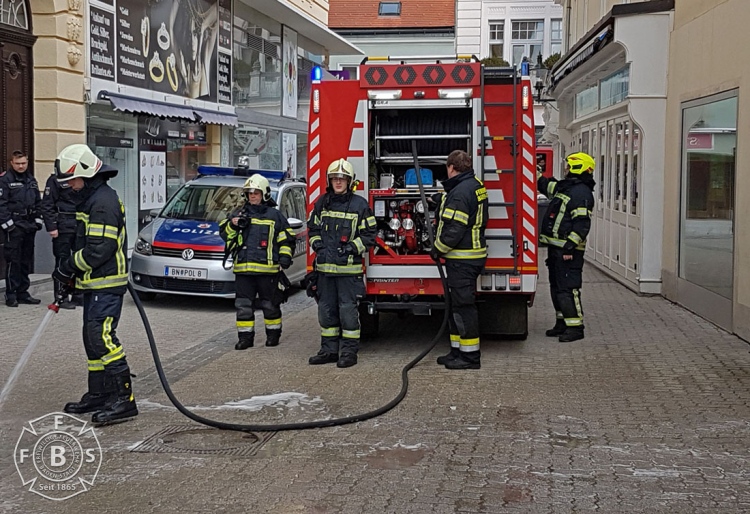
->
xmin=98 ymin=91 xmax=238 ymax=127
xmin=239 ymin=0 xmax=363 ymax=55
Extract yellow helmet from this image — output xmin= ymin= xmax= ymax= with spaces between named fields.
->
xmin=326 ymin=158 xmax=355 ymax=187
xmin=565 ymin=152 xmax=595 ymax=174
xmin=243 ymin=174 xmax=271 ymax=202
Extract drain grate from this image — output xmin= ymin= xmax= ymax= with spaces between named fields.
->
xmin=131 ymin=425 xmax=276 ymax=457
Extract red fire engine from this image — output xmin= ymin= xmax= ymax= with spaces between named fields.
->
xmin=306 ymin=56 xmax=538 ymax=339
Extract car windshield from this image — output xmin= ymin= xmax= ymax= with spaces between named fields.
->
xmin=160 ymin=184 xmax=278 ymax=222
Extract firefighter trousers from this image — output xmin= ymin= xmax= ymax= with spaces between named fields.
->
xmin=82 ymin=292 xmax=130 ymax=379
xmin=445 ymin=260 xmax=484 ymax=353
xmin=235 ymin=273 xmax=282 ymax=340
xmin=317 ymin=274 xmax=365 ymax=356
xmin=546 ymin=247 xmax=585 ymax=329
xmin=3 ymin=228 xmax=35 ymax=301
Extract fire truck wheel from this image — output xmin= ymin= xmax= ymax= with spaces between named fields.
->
xmin=358 ymin=305 xmax=380 ymax=339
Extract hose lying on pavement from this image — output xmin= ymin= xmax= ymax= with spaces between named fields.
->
xmin=131 ymin=140 xmax=450 ymax=432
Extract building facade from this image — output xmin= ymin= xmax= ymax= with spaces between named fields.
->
xmin=549 ymin=0 xmax=673 ymax=295
xmin=662 ymin=0 xmax=748 ymax=339
xmin=327 ymin=0 xmax=455 ymax=78
xmin=0 ymin=0 xmax=358 ymax=274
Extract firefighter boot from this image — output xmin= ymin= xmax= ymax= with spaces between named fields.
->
xmin=436 ymin=347 xmax=460 ymax=365
xmin=558 ymin=327 xmax=584 ymax=343
xmin=308 ymin=350 xmax=339 ymax=365
xmin=235 ymin=333 xmax=254 ymax=350
xmin=265 ymin=329 xmax=281 ymax=347
xmin=444 ymin=351 xmax=481 ymax=370
xmin=337 ymin=353 xmax=358 ymax=368
xmin=64 ymin=372 xmax=110 ymax=414
xmin=92 ymin=371 xmax=138 ymax=424
xmin=545 ymin=319 xmax=567 ymax=337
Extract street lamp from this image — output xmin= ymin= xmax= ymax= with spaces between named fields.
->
xmin=530 ymin=54 xmax=550 ymax=103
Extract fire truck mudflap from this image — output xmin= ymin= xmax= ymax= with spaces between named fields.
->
xmin=306 ymin=56 xmax=538 ymax=339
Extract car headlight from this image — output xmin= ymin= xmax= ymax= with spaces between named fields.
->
xmin=135 ymin=238 xmax=152 ymax=255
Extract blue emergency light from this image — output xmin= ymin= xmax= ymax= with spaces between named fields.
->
xmin=312 ymin=66 xmax=323 ymax=81
xmin=197 ymin=166 xmax=286 ymax=181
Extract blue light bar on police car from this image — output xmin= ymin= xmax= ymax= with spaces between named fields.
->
xmin=197 ymin=166 xmax=286 ymax=181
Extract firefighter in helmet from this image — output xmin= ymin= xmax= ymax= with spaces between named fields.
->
xmin=220 ymin=174 xmax=295 ymax=350
xmin=431 ymin=150 xmax=488 ymax=370
xmin=537 ymin=152 xmax=596 ymax=342
xmin=51 ymin=144 xmax=137 ymax=424
xmin=307 ymin=158 xmax=377 ymax=368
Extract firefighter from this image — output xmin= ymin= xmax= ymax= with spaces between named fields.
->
xmin=307 ymin=158 xmax=377 ymax=368
xmin=41 ymin=171 xmax=82 ymax=309
xmin=51 ymin=144 xmax=138 ymax=424
xmin=537 ymin=152 xmax=596 ymax=343
xmin=0 ymin=150 xmax=43 ymax=307
xmin=431 ymin=150 xmax=488 ymax=370
xmin=220 ymin=174 xmax=295 ymax=350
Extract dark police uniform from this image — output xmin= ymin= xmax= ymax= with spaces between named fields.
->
xmin=308 ymin=190 xmax=376 ymax=365
xmin=220 ymin=202 xmax=295 ymax=349
xmin=537 ymin=173 xmax=595 ymax=338
xmin=433 ymin=171 xmax=488 ymax=369
xmin=57 ymin=174 xmax=135 ymax=422
xmin=41 ymin=173 xmax=81 ymax=304
xmin=0 ymin=168 xmax=42 ymax=304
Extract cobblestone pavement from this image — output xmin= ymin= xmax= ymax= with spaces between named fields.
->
xmin=2 ymin=259 xmax=750 ymax=513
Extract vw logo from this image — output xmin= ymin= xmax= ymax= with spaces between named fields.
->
xmin=197 ymin=223 xmax=210 ymax=229
xmin=182 ymin=248 xmax=195 ymax=261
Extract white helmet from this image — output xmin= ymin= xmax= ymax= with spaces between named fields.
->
xmin=55 ymin=144 xmax=104 ymax=182
xmin=326 ymin=158 xmax=355 ymax=189
xmin=243 ymin=174 xmax=272 ymax=202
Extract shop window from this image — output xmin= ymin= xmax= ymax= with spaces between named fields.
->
xmin=631 ymin=127 xmax=639 ymax=215
xmin=489 ymin=22 xmax=504 ymax=59
xmin=679 ymin=91 xmax=737 ymax=299
xmin=233 ymin=21 xmax=282 ymax=109
xmin=232 ymin=123 xmax=282 ymax=170
xmin=511 ymin=20 xmax=543 ymax=65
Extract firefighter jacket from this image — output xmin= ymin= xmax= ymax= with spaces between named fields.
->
xmin=308 ymin=191 xmax=377 ymax=276
xmin=41 ymin=173 xmax=80 ymax=234
xmin=219 ymin=202 xmax=295 ymax=275
xmin=59 ymin=176 xmax=129 ymax=293
xmin=0 ymin=168 xmax=42 ymax=233
xmin=433 ymin=171 xmax=488 ymax=263
xmin=537 ymin=174 xmax=595 ymax=253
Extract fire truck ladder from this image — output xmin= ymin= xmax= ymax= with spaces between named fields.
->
xmin=479 ymin=65 xmax=520 ymax=273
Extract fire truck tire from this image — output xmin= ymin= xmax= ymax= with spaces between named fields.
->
xmin=477 ymin=295 xmax=528 ymax=340
xmin=358 ymin=305 xmax=380 ymax=339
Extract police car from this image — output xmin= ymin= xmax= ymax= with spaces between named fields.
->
xmin=129 ymin=166 xmax=308 ymax=299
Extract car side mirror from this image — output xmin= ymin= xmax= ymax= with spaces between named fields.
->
xmin=149 ymin=208 xmax=161 ymax=217
xmin=288 ymin=217 xmax=304 ymax=230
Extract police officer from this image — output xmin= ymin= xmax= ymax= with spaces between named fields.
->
xmin=0 ymin=150 xmax=43 ymax=307
xmin=308 ymin=158 xmax=376 ymax=368
xmin=220 ymin=174 xmax=295 ymax=350
xmin=537 ymin=152 xmax=596 ymax=343
xmin=41 ymin=171 xmax=82 ymax=309
xmin=52 ymin=144 xmax=137 ymax=424
xmin=431 ymin=150 xmax=488 ymax=370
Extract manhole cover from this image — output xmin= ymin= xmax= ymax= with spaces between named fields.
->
xmin=131 ymin=425 xmax=276 ymax=457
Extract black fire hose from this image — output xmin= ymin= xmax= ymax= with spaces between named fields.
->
xmin=129 ymin=142 xmax=450 ymax=432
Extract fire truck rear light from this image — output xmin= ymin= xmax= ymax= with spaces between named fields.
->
xmin=509 ymin=276 xmax=522 ymax=290
xmin=522 ymin=86 xmax=530 ymax=110
xmin=313 ymin=90 xmax=320 ymax=113
xmin=480 ymin=275 xmax=492 ymax=291
xmin=368 ymin=90 xmax=402 ymax=100
xmin=438 ymin=88 xmax=472 ymax=99
xmin=495 ymin=274 xmax=507 ymax=291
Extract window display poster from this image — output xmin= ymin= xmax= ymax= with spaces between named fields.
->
xmin=139 ymin=151 xmax=167 ymax=211
xmin=283 ymin=133 xmax=297 ymax=178
xmin=282 ymin=26 xmax=298 ymax=118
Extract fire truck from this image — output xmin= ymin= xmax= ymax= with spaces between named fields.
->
xmin=305 ymin=56 xmax=538 ymax=339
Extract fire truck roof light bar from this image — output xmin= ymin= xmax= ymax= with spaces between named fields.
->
xmin=368 ymin=90 xmax=403 ymax=100
xmin=438 ymin=89 xmax=473 ymax=99
xmin=361 ymin=54 xmax=479 ymax=65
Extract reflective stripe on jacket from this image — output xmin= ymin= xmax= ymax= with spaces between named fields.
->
xmin=433 ymin=171 xmax=488 ymax=263
xmin=537 ymin=175 xmax=595 ymax=251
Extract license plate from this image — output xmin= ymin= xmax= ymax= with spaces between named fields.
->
xmin=164 ymin=266 xmax=208 ymax=280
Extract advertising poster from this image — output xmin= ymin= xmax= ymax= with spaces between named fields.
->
xmin=139 ymin=151 xmax=167 ymax=211
xmin=102 ymin=0 xmax=231 ymax=104
xmin=282 ymin=26 xmax=298 ymax=118
xmin=282 ymin=133 xmax=297 ymax=178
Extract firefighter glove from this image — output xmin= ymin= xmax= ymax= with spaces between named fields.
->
xmin=429 ymin=247 xmax=441 ymax=261
xmin=337 ymin=242 xmax=357 ymax=256
xmin=305 ymin=270 xmax=318 ymax=299
xmin=279 ymin=255 xmax=292 ymax=269
xmin=311 ymin=240 xmax=324 ymax=253
xmin=52 ymin=266 xmax=75 ymax=298
xmin=536 ymin=164 xmax=543 ymax=180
